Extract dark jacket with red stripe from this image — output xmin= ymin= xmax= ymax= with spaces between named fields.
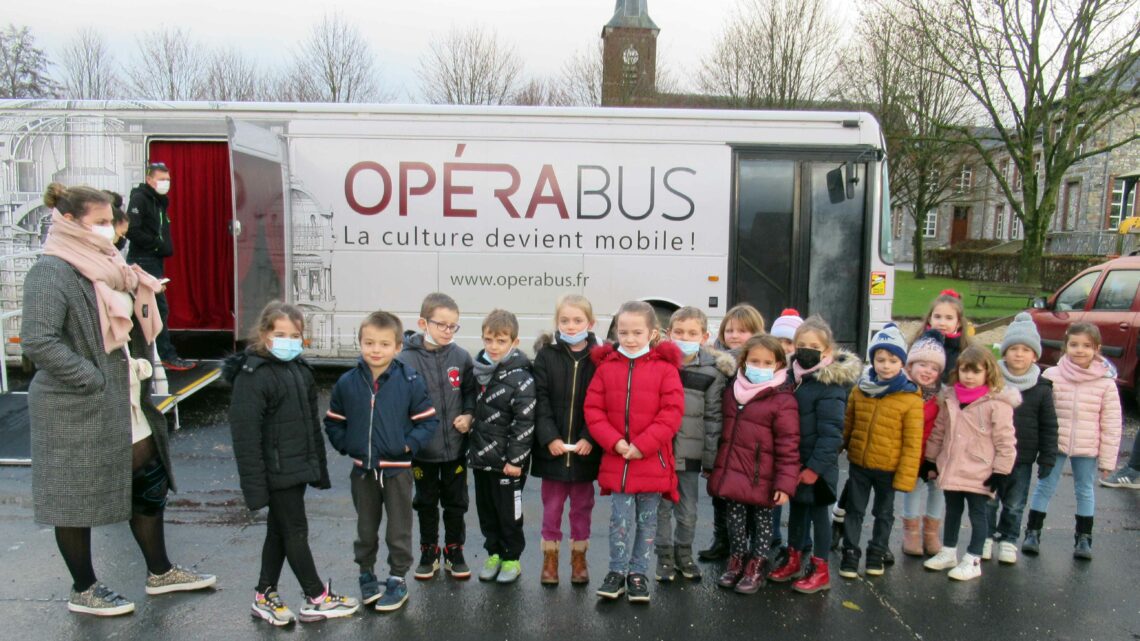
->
xmin=324 ymin=358 xmax=439 ymax=477
xmin=584 ymin=342 xmax=685 ymax=501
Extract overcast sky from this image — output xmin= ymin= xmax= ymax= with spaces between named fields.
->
xmin=8 ymin=0 xmax=857 ymax=101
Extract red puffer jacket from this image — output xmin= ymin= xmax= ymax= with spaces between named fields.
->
xmin=584 ymin=342 xmax=684 ymax=501
xmin=709 ymin=380 xmax=801 ymax=507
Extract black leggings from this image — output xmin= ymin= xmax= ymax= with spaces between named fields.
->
xmin=258 ymin=484 xmax=325 ymax=598
xmin=55 ymin=450 xmax=173 ymax=593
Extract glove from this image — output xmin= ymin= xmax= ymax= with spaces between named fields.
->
xmin=984 ymin=472 xmax=1008 ymax=491
xmin=918 ymin=459 xmax=938 ymax=481
xmin=1037 ymin=465 xmax=1053 ymax=480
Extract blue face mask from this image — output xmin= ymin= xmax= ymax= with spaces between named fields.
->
xmin=618 ymin=344 xmax=651 ymax=359
xmin=560 ymin=330 xmax=589 ymax=345
xmin=744 ymin=365 xmax=775 ymax=384
xmin=675 ymin=340 xmax=701 ymax=357
xmin=270 ymin=337 xmax=303 ymax=362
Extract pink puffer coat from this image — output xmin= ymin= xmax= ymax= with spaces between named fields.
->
xmin=925 ymin=385 xmax=1019 ymax=497
xmin=1043 ymin=355 xmax=1123 ymax=471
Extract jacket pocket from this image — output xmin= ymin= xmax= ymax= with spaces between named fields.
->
xmin=752 ymin=445 xmax=762 ymax=485
xmin=658 ymin=451 xmax=667 ymax=470
xmin=967 ymin=440 xmax=993 ymax=466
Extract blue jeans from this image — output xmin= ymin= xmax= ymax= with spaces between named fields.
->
xmin=609 ymin=493 xmax=659 ymax=575
xmin=656 ymin=470 xmax=699 ymax=547
xmin=901 ymin=477 xmax=945 ymax=519
xmin=986 ymin=462 xmax=1032 ymax=541
xmin=943 ymin=490 xmax=989 ymax=556
xmin=1030 ymin=454 xmax=1097 ymax=517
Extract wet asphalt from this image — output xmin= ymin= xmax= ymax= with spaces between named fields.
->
xmin=0 ymin=370 xmax=1137 ymax=641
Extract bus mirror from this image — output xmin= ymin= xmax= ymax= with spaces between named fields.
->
xmin=845 ymin=160 xmax=857 ymax=200
xmin=827 ymin=166 xmax=846 ymax=203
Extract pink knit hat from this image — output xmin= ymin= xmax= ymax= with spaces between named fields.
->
xmin=771 ymin=308 xmax=804 ymax=341
xmin=907 ymin=329 xmax=947 ymax=371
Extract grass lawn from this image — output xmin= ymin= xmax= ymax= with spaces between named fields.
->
xmin=892 ymin=270 xmax=1048 ymax=321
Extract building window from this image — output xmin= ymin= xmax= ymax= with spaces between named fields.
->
xmin=956 ymin=165 xmax=973 ymax=192
xmin=926 ymin=169 xmax=940 ymax=190
xmin=1013 ymin=164 xmax=1022 ymax=190
xmin=1033 ymin=152 xmax=1042 ymax=178
xmin=1010 ymin=214 xmax=1022 ymax=240
xmin=892 ymin=208 xmax=904 ymax=239
xmin=999 ymin=158 xmax=1010 ymax=183
xmin=994 ymin=204 xmax=1006 ymax=240
xmin=1108 ymin=177 xmax=1136 ymax=230
xmin=923 ymin=210 xmax=937 ymax=238
xmin=1060 ymin=180 xmax=1081 ymax=231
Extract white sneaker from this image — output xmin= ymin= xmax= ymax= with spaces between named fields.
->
xmin=924 ymin=547 xmax=959 ymax=571
xmin=948 ymin=553 xmax=982 ymax=581
xmin=981 ymin=538 xmax=993 ymax=560
xmin=997 ymin=541 xmax=1018 ymax=564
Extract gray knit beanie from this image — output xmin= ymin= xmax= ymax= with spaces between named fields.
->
xmin=1000 ymin=312 xmax=1042 ymax=358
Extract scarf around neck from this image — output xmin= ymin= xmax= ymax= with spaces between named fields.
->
xmin=917 ymin=380 xmax=942 ymax=402
xmin=42 ymin=211 xmax=162 ymax=353
xmin=734 ymin=368 xmax=787 ymax=404
xmin=792 ymin=355 xmax=833 ymax=383
xmin=999 ymin=361 xmax=1040 ymax=392
xmin=858 ymin=367 xmax=918 ymax=398
xmin=954 ymin=383 xmax=989 ymax=406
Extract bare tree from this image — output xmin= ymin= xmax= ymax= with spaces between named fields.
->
xmin=698 ymin=0 xmax=842 ymax=108
xmin=126 ymin=27 xmax=205 ymax=100
xmin=284 ymin=12 xmax=383 ymax=103
xmin=201 ymin=47 xmax=268 ymax=102
xmin=510 ymin=77 xmax=568 ymax=106
xmin=58 ymin=28 xmax=120 ymax=100
xmin=897 ymin=0 xmax=1140 ymax=280
xmin=418 ymin=26 xmax=524 ymax=105
xmin=0 ymin=24 xmax=59 ymax=99
xmin=558 ymin=41 xmax=604 ymax=106
xmin=845 ymin=1 xmax=975 ymax=278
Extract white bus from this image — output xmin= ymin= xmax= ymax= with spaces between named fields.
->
xmin=0 ymin=100 xmax=894 ymax=359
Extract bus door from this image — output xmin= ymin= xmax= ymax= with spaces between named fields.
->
xmin=731 ymin=153 xmax=869 ymax=352
xmin=226 ymin=119 xmax=290 ymax=341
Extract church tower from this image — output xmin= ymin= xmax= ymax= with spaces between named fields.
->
xmin=601 ymin=0 xmax=659 ymax=106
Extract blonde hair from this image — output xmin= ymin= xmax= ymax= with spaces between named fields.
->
xmin=794 ymin=315 xmax=834 ymax=350
xmin=554 ymin=293 xmax=595 ymax=327
xmin=737 ymin=335 xmax=788 ymax=372
xmin=717 ymin=304 xmax=766 ymax=346
xmin=949 ymin=344 xmax=1003 ymax=391
xmin=669 ymin=306 xmax=708 ymax=332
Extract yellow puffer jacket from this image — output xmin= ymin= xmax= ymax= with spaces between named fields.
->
xmin=843 ymin=387 xmax=925 ymax=492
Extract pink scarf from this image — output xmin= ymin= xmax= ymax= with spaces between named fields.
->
xmin=42 ymin=211 xmax=163 ymax=353
xmin=793 ymin=355 xmax=834 ymax=382
xmin=954 ymin=383 xmax=989 ymax=406
xmin=734 ymin=368 xmax=788 ymax=404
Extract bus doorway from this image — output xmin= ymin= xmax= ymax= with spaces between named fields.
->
xmin=732 ymin=154 xmax=869 ymax=352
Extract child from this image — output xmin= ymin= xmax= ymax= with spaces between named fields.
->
xmin=469 ymin=310 xmax=536 ymax=584
xmin=709 ymin=335 xmax=800 ymax=594
xmin=702 ymin=302 xmax=765 ymax=562
xmin=656 ymin=307 xmax=734 ymax=582
xmin=770 ymin=308 xmax=804 ymax=356
xmin=987 ymin=313 xmax=1058 ymax=564
xmin=397 ymin=293 xmax=477 ymax=580
xmin=768 ymin=316 xmax=861 ymax=594
xmin=899 ymin=330 xmax=947 ymax=557
xmin=586 ymin=301 xmax=684 ymax=603
xmin=1025 ymin=322 xmax=1122 ymax=560
xmin=922 ymin=345 xmax=1018 ymax=581
xmin=324 ymin=312 xmax=440 ymax=611
xmin=532 ymin=294 xmax=602 ymax=586
xmin=914 ymin=289 xmax=971 ymax=383
xmin=839 ymin=323 xmax=924 ymax=579
xmin=227 ymin=301 xmax=359 ymax=626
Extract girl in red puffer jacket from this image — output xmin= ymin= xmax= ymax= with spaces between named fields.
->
xmin=584 ymin=301 xmax=684 ymax=604
xmin=708 ymin=335 xmax=800 ymax=595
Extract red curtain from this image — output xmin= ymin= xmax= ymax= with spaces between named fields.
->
xmin=146 ymin=141 xmax=234 ymax=330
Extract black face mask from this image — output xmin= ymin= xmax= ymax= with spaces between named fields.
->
xmin=795 ymin=347 xmax=822 ymax=370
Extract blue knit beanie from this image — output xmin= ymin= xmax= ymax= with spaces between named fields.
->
xmin=868 ymin=323 xmax=909 ymax=364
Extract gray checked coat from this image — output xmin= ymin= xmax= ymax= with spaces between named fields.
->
xmin=21 ymin=255 xmax=172 ymax=527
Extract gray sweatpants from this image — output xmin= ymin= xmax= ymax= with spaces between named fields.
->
xmin=656 ymin=469 xmax=701 ymax=547
xmin=350 ymin=469 xmax=414 ymax=577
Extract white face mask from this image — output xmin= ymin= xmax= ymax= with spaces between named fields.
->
xmin=155 ymin=179 xmax=171 ymax=196
xmin=90 ymin=224 xmax=116 ymax=243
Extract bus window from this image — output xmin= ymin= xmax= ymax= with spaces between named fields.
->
xmin=733 ymin=159 xmax=797 ymax=326
xmin=808 ymin=162 xmax=867 ymax=347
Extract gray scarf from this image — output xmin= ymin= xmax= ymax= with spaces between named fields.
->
xmin=474 ymin=354 xmax=499 ymax=386
xmin=999 ymin=361 xmax=1040 ymax=392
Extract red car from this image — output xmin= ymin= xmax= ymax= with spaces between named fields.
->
xmin=1030 ymin=256 xmax=1140 ymax=401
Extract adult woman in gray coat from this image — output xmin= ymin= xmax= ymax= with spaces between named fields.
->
xmin=20 ymin=183 xmax=214 ymax=617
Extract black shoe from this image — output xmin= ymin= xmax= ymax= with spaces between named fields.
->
xmin=596 ymin=572 xmax=626 ymax=600
xmin=1022 ymin=530 xmax=1041 ymax=555
xmin=839 ymin=548 xmax=861 ymax=579
xmin=414 ymin=544 xmax=440 ymax=580
xmin=161 ymin=357 xmax=197 ymax=372
xmin=698 ymin=538 xmax=729 ymax=562
xmin=626 ymin=573 xmax=650 ymax=603
xmin=881 ymin=550 xmax=895 ymax=566
xmin=1073 ymin=533 xmax=1093 ymax=560
xmin=443 ymin=544 xmax=471 ymax=579
xmin=865 ymin=551 xmax=886 ymax=576
xmin=830 ymin=520 xmax=845 ymax=552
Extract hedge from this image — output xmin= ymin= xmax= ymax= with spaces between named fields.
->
xmin=922 ymin=248 xmax=1104 ymax=291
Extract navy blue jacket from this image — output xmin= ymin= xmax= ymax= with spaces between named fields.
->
xmin=324 ymin=358 xmax=440 ymax=477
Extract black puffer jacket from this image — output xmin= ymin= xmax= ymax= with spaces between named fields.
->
xmin=1012 ymin=376 xmax=1060 ymax=468
xmin=790 ymin=350 xmax=862 ymax=505
xmin=469 ymin=349 xmax=536 ymax=472
xmin=126 ymin=182 xmax=173 ymax=260
xmin=225 ymin=349 xmax=330 ymax=510
xmin=531 ymin=333 xmax=600 ymax=482
xmin=396 ymin=334 xmax=477 ymax=463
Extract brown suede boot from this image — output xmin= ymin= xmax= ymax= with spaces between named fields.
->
xmin=570 ymin=540 xmax=590 ymax=584
xmin=541 ymin=540 xmax=559 ymax=585
xmin=922 ymin=517 xmax=942 ymax=556
xmin=902 ymin=517 xmax=923 ymax=556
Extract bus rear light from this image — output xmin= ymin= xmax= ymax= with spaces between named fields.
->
xmin=708 ymin=275 xmax=719 ymax=282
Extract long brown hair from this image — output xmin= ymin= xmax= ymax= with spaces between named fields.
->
xmin=949 ymin=344 xmax=1003 ymax=391
xmin=44 ymin=182 xmax=111 ymax=221
xmin=250 ymin=300 xmax=305 ymax=354
xmin=736 ymin=335 xmax=788 ymax=372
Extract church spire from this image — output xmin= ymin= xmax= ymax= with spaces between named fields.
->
xmin=603 ymin=0 xmax=659 ymax=33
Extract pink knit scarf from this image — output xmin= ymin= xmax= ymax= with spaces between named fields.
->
xmin=954 ymin=383 xmax=989 ymax=406
xmin=42 ymin=211 xmax=163 ymax=353
xmin=734 ymin=368 xmax=788 ymax=404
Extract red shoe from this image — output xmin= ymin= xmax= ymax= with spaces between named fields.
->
xmin=733 ymin=556 xmax=766 ymax=594
xmin=716 ymin=555 xmax=745 ymax=589
xmin=792 ymin=556 xmax=831 ymax=594
xmin=767 ymin=547 xmax=803 ymax=583
xmin=161 ymin=358 xmax=197 ymax=372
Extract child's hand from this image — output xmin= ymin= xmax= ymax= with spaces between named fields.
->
xmin=1099 ymin=468 xmax=1112 ymax=479
xmin=503 ymin=464 xmax=522 ymax=477
xmin=798 ymin=468 xmax=819 ymax=486
xmin=575 ymin=439 xmax=593 ymax=456
xmin=453 ymin=414 xmax=473 ymax=433
xmin=548 ymin=439 xmax=567 ymax=456
xmin=624 ymin=444 xmax=643 ymax=460
xmin=351 ymin=458 xmax=364 ymax=467
xmin=773 ymin=490 xmax=789 ymax=506
xmin=918 ymin=459 xmax=938 ymax=480
xmin=615 ymin=439 xmax=630 ymax=456
xmin=701 ymin=469 xmax=711 ymax=479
